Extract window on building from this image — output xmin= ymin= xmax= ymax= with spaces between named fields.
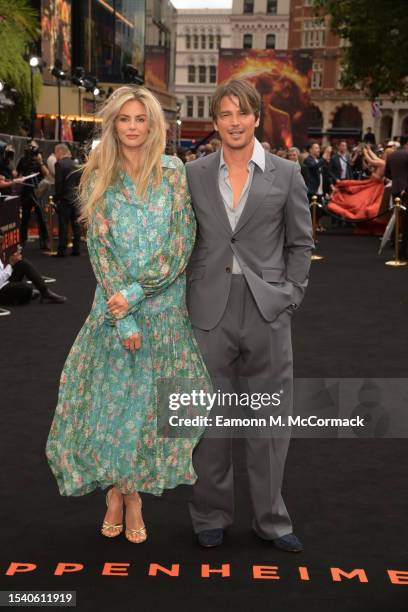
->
xmin=302 ymin=18 xmax=326 ymax=48
xmin=266 ymin=33 xmax=276 ymax=49
xmin=243 ymin=0 xmax=254 ymax=14
xmin=216 ymin=34 xmax=221 ymax=49
xmin=267 ymin=0 xmax=277 ymax=14
xmin=209 ymin=65 xmax=217 ymax=83
xmin=186 ymin=34 xmax=191 ymax=49
xmin=85 ymin=0 xmax=145 ymax=82
xmin=197 ymin=96 xmax=205 ymax=118
xmin=304 ymin=0 xmax=313 ymax=5
xmin=209 ymin=34 xmax=214 ymax=49
xmin=186 ymin=96 xmax=194 ymax=118
xmin=199 ymin=65 xmax=206 ymax=83
xmin=243 ymin=33 xmax=253 ymax=49
xmin=201 ymin=34 xmax=206 ymax=49
xmin=311 ymin=61 xmax=323 ymax=89
xmin=188 ymin=65 xmax=196 ymax=83
xmin=193 ymin=34 xmax=199 ymax=49
xmin=208 ymin=96 xmax=212 ymax=118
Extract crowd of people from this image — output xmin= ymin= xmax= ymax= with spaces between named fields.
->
xmin=180 ymin=132 xmax=408 ymax=246
xmin=0 ymin=140 xmax=80 ymax=306
xmin=1 ymin=123 xmax=407 ymax=309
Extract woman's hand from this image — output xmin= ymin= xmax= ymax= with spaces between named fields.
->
xmin=122 ymin=333 xmax=142 ymax=352
xmin=107 ymin=292 xmax=129 ymax=317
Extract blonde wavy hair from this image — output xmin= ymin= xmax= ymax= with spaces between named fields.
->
xmin=79 ymin=85 xmax=166 ymax=222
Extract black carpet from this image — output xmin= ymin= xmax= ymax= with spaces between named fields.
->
xmin=1 ymin=235 xmax=407 ymax=612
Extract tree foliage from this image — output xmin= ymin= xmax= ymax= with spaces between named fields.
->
xmin=0 ymin=0 xmax=41 ymax=132
xmin=313 ymin=0 xmax=408 ymax=100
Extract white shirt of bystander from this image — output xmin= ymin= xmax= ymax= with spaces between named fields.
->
xmin=0 ymin=257 xmax=12 ymax=290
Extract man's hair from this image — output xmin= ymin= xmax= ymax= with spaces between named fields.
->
xmin=307 ymin=141 xmax=320 ymax=151
xmin=210 ymin=79 xmax=261 ymax=121
xmin=55 ymin=143 xmax=71 ymax=156
xmin=400 ymin=135 xmax=408 ymax=147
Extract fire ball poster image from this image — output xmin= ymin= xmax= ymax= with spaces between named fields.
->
xmin=218 ymin=49 xmax=312 ymax=149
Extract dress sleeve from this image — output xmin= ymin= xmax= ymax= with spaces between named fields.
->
xmin=139 ymin=158 xmax=196 ymax=296
xmin=87 ymin=208 xmax=145 ymax=341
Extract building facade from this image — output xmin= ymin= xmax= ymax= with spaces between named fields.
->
xmin=174 ymin=8 xmax=231 ymax=143
xmin=288 ymin=0 xmax=408 ymax=144
xmin=230 ymin=0 xmax=290 ymax=51
xmin=35 ymin=0 xmax=178 ymax=141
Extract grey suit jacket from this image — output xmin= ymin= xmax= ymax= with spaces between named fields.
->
xmin=185 ymin=150 xmax=314 ymax=331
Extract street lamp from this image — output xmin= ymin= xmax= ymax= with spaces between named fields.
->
xmin=51 ymin=59 xmax=66 ymax=141
xmin=176 ymin=119 xmax=182 ymax=148
xmin=29 ymin=55 xmax=40 ymax=137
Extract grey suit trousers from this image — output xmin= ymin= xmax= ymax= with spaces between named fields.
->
xmin=188 ymin=275 xmax=293 ymax=539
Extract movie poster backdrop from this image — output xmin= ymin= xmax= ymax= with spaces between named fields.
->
xmin=218 ymin=49 xmax=313 ymax=149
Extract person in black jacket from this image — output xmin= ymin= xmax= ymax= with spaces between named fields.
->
xmin=303 ymin=142 xmax=333 ymax=231
xmin=16 ymin=141 xmax=50 ymax=250
xmin=0 ymin=229 xmax=66 ymax=304
xmin=303 ymin=142 xmax=332 ymax=199
xmin=54 ymin=144 xmax=82 ymax=257
xmin=330 ymin=140 xmax=353 ymax=182
xmin=363 ymin=127 xmax=376 ymax=146
xmin=385 ymin=136 xmax=408 ymax=259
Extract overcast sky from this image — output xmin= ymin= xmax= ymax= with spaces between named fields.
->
xmin=170 ymin=0 xmax=232 ymax=8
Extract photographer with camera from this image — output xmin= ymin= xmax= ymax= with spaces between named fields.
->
xmin=0 ymin=142 xmax=27 ymax=196
xmin=16 ymin=140 xmax=50 ymax=250
xmin=0 ymin=229 xmax=66 ymax=305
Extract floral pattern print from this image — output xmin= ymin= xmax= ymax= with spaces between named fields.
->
xmin=46 ymin=155 xmax=211 ymax=497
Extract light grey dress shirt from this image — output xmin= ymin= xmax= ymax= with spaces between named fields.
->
xmin=218 ymin=138 xmax=266 ymax=274
xmin=339 ymin=154 xmax=348 ymax=179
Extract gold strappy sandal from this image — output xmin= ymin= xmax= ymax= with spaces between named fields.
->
xmin=101 ymin=487 xmax=123 ymax=538
xmin=124 ymin=495 xmax=147 ymax=544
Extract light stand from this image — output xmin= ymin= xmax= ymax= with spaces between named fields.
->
xmin=51 ymin=60 xmax=66 ymax=141
xmin=29 ymin=56 xmax=40 ymax=138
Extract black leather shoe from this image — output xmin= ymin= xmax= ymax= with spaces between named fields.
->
xmin=197 ymin=528 xmax=224 ymax=548
xmin=272 ymin=533 xmax=303 ymax=552
xmin=40 ymin=290 xmax=67 ymax=304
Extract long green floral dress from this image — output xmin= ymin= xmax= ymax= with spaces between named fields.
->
xmin=46 ymin=155 xmax=211 ymax=497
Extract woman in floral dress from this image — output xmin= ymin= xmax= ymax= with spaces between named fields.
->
xmin=46 ymin=86 xmax=211 ymax=544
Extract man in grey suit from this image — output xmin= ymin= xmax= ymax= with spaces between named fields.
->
xmin=185 ymin=79 xmax=314 ymax=550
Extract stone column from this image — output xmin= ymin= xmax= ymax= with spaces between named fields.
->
xmin=391 ymin=109 xmax=400 ymax=139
